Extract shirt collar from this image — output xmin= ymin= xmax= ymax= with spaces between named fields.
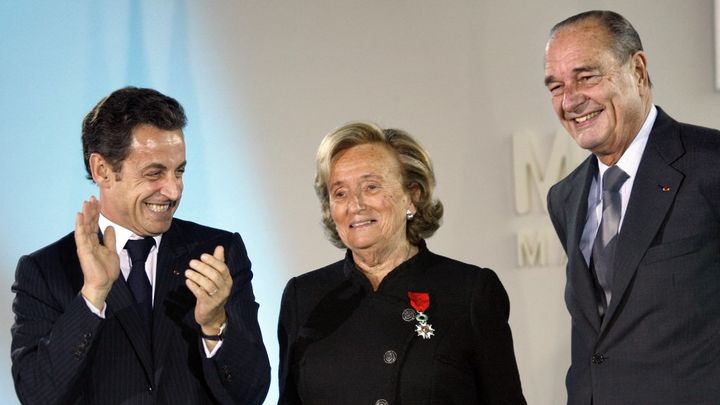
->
xmin=342 ymin=240 xmax=429 ymax=293
xmin=597 ymin=104 xmax=657 ymax=178
xmin=98 ymin=213 xmax=162 ymax=255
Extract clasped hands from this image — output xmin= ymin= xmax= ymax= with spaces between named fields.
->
xmin=75 ymin=197 xmax=231 ymax=341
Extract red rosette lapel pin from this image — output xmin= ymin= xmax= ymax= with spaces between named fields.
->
xmin=408 ymin=291 xmax=434 ymax=340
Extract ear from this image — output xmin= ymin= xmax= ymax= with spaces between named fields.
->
xmin=89 ymin=153 xmax=112 ymax=187
xmin=407 ymin=183 xmax=422 ymax=213
xmin=631 ymin=51 xmax=650 ymax=90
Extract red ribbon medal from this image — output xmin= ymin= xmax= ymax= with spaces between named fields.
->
xmin=408 ymin=291 xmax=434 ymax=339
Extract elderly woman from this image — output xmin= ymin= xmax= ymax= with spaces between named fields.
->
xmin=278 ymin=122 xmax=526 ymax=405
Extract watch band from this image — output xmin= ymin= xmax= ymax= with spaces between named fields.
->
xmin=200 ymin=320 xmax=227 ymax=341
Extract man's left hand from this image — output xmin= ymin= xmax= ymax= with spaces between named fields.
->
xmin=185 ymin=245 xmax=232 ymax=343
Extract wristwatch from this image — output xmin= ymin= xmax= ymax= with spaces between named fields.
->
xmin=200 ymin=320 xmax=227 ymax=341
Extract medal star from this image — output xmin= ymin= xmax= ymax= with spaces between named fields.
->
xmin=415 ymin=322 xmax=435 ymax=339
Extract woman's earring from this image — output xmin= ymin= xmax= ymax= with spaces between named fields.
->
xmin=406 ymin=209 xmax=415 ymax=220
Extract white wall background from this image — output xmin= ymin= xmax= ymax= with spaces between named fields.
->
xmin=1 ymin=1 xmax=719 ymax=404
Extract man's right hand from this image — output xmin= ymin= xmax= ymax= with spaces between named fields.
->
xmin=75 ymin=196 xmax=120 ymax=310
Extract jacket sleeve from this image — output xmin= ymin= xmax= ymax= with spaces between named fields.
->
xmin=277 ymin=277 xmax=302 ymax=405
xmin=200 ymin=232 xmax=271 ymax=405
xmin=547 ymin=183 xmax=569 ymax=253
xmin=471 ymin=269 xmax=527 ymax=405
xmin=11 ymin=254 xmax=104 ymax=405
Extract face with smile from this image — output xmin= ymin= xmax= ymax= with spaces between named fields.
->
xmin=328 ymin=143 xmax=415 ymax=255
xmin=95 ymin=124 xmax=186 ymax=236
xmin=544 ymin=20 xmax=651 ymax=165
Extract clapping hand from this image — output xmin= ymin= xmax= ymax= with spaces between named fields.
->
xmin=185 ymin=245 xmax=232 ymax=348
xmin=75 ymin=196 xmax=120 ymax=310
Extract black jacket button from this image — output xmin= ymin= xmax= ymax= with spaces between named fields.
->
xmin=383 ymin=350 xmax=397 ymax=364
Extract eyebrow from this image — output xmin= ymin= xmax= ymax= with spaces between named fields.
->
xmin=142 ymin=161 xmax=187 ymax=172
xmin=328 ymin=173 xmax=384 ymax=189
xmin=544 ymin=65 xmax=600 ymax=86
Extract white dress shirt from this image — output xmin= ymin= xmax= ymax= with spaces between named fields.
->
xmin=580 ymin=105 xmax=658 ymax=266
xmin=99 ymin=214 xmax=162 ymax=304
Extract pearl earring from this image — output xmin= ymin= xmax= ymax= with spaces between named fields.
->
xmin=406 ymin=210 xmax=415 ymax=220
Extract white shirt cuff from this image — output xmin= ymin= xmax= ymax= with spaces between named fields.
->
xmin=82 ymin=296 xmax=107 ymax=318
xmin=202 ymin=339 xmax=223 ymax=358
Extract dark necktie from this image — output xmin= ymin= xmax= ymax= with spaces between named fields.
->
xmin=592 ymin=165 xmax=629 ymax=313
xmin=125 ymin=238 xmax=155 ymax=328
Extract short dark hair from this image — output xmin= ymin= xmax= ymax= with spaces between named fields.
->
xmin=81 ymin=86 xmax=187 ymax=180
xmin=314 ymin=122 xmax=443 ymax=248
xmin=550 ymin=10 xmax=652 ymax=87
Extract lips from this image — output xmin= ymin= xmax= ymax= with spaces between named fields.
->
xmin=350 ymin=219 xmax=376 ymax=228
xmin=145 ymin=201 xmax=176 ymax=213
xmin=573 ymin=110 xmax=601 ymax=123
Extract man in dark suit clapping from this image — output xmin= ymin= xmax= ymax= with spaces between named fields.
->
xmin=11 ymin=87 xmax=270 ymax=404
xmin=545 ymin=10 xmax=720 ymax=405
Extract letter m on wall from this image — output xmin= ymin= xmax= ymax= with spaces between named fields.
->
xmin=512 ymin=130 xmax=587 ymax=214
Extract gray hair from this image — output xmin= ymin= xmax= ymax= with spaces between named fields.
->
xmin=550 ymin=10 xmax=652 ymax=86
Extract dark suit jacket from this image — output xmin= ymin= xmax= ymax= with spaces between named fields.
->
xmin=11 ymin=218 xmax=270 ymax=405
xmin=547 ymin=108 xmax=720 ymax=405
xmin=278 ymin=242 xmax=526 ymax=405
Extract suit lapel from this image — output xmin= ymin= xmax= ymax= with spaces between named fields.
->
xmin=152 ymin=222 xmax=195 ymax=382
xmin=565 ymin=157 xmax=603 ymax=333
xmin=600 ymin=109 xmax=685 ymax=333
xmin=106 ymin=277 xmax=155 ymax=382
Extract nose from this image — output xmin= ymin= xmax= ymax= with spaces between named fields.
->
xmin=161 ymin=174 xmax=183 ymax=200
xmin=349 ymin=189 xmax=365 ymax=212
xmin=561 ymin=84 xmax=587 ymax=113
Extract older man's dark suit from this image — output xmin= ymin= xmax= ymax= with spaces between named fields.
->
xmin=11 ymin=218 xmax=270 ymax=405
xmin=547 ymin=108 xmax=720 ymax=405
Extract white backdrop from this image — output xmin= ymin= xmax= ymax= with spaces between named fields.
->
xmin=2 ymin=1 xmax=719 ymax=404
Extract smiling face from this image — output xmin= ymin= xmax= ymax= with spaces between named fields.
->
xmin=544 ymin=20 xmax=651 ymax=165
xmin=96 ymin=124 xmax=186 ymax=236
xmin=328 ymin=143 xmax=415 ymax=255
